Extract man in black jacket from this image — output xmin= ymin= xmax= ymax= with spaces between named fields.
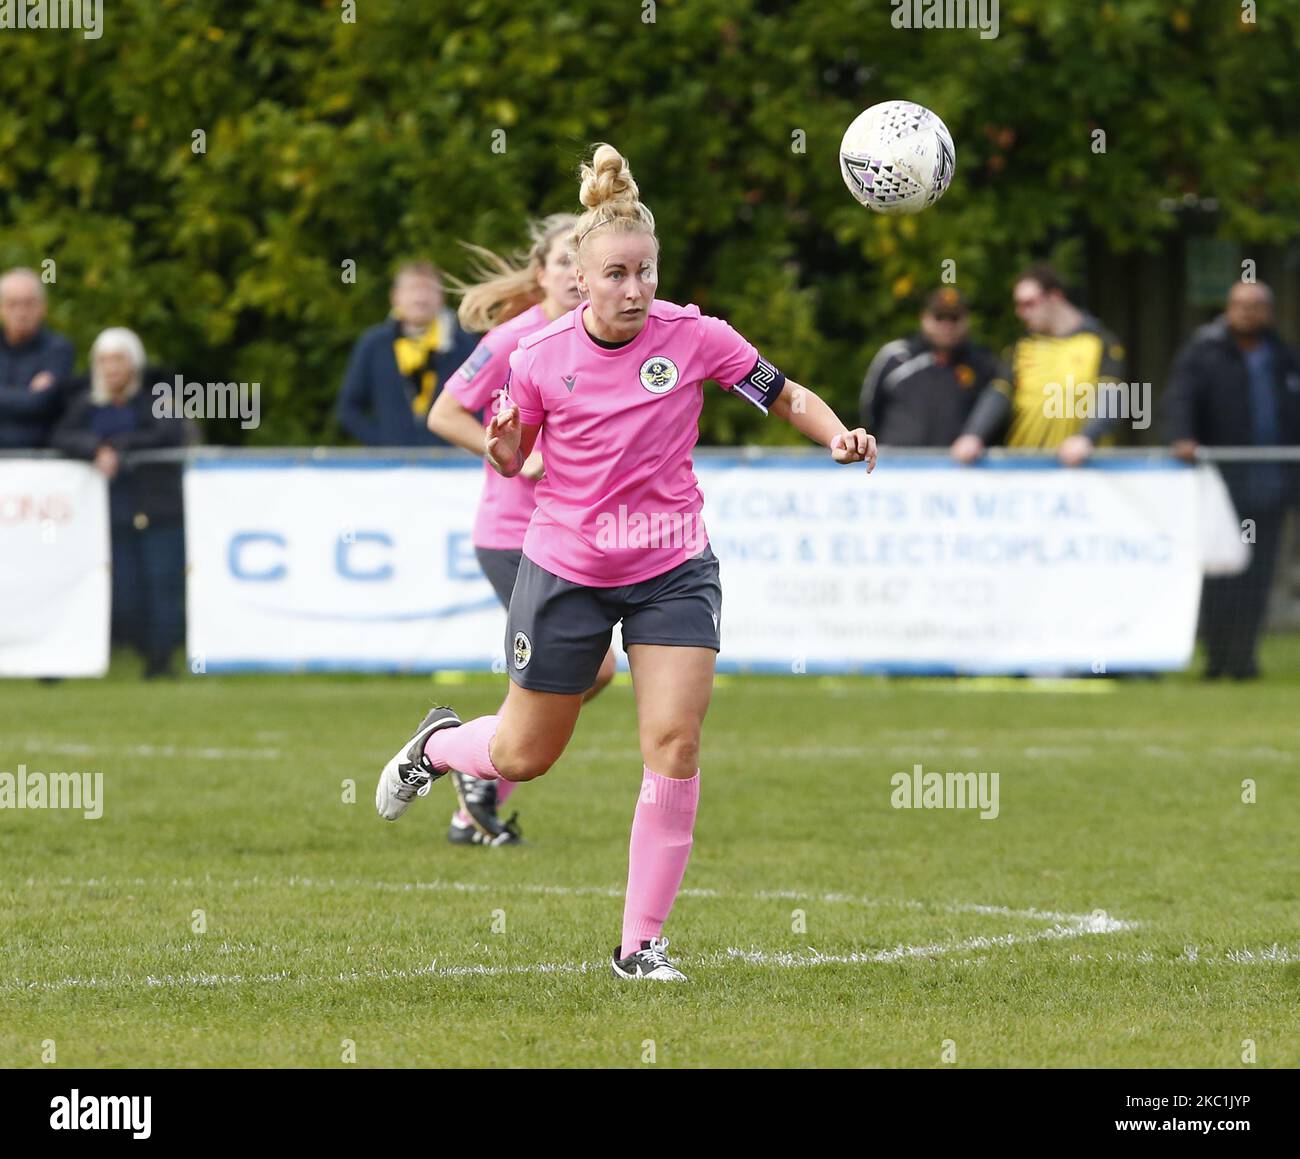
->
xmin=859 ymin=288 xmax=1007 ymax=446
xmin=1166 ymin=280 xmax=1300 ymax=679
xmin=0 ymin=268 xmax=75 ymax=448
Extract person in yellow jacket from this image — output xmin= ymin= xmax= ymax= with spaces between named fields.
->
xmin=951 ymin=265 xmax=1127 ymax=466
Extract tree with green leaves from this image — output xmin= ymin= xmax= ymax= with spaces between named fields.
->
xmin=2 ymin=0 xmax=1296 ymax=445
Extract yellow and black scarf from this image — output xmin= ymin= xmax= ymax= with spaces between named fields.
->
xmin=393 ymin=314 xmax=447 ymax=418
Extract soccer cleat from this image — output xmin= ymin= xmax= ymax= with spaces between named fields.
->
xmin=375 ymin=705 xmax=461 ymax=821
xmin=447 ymin=810 xmax=524 ymax=846
xmin=610 ymin=937 xmax=688 ymax=982
xmin=447 ymin=813 xmax=480 ymax=844
xmin=449 ymin=770 xmax=524 ymax=845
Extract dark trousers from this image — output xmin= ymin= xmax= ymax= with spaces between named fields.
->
xmin=1199 ymin=505 xmax=1287 ymax=677
xmin=110 ymin=520 xmax=186 ymax=674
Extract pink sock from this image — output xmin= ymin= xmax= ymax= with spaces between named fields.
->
xmin=424 ymin=715 xmax=502 ymax=781
xmin=492 ymin=697 xmax=516 ymax=805
xmin=620 ymin=768 xmax=699 ymax=956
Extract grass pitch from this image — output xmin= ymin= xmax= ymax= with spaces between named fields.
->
xmin=2 ymin=643 xmax=1298 ymax=1068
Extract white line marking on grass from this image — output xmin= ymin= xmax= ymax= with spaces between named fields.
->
xmin=726 ymin=911 xmax=1137 ymax=969
xmin=1222 ymin=944 xmax=1299 ymax=964
xmin=0 ymin=878 xmax=1145 ymax=993
xmin=2 ymin=960 xmax=603 ymax=993
xmin=11 ymin=935 xmax=1295 ymax=995
xmin=10 ymin=875 xmax=1125 ymax=928
xmin=11 ymin=738 xmax=281 ymax=761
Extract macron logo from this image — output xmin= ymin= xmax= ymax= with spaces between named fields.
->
xmin=562 ymin=374 xmax=576 ymax=393
xmin=50 ymin=1090 xmax=151 ymax=1139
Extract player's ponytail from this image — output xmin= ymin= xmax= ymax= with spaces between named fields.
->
xmin=570 ymin=143 xmax=657 ymax=259
xmin=451 ymin=213 xmax=579 ymax=333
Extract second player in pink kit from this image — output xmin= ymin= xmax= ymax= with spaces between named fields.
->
xmin=429 ymin=215 xmax=615 ymax=845
xmin=378 ymin=144 xmax=876 ymax=982
xmin=454 ymin=301 xmax=548 ymax=551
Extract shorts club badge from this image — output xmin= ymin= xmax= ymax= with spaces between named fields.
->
xmin=513 ymin=631 xmax=532 ymax=669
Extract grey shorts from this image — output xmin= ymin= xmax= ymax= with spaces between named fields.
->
xmin=475 ymin=546 xmax=524 ymax=609
xmin=506 ymin=546 xmax=722 ymax=694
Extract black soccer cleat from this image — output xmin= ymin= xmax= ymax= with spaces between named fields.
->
xmin=447 ymin=810 xmax=524 ymax=846
xmin=447 ymin=813 xmax=480 ymax=845
xmin=449 ymin=770 xmax=524 ymax=845
xmin=610 ymin=937 xmax=688 ymax=982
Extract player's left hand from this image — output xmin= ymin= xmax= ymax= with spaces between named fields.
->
xmin=1057 ymin=434 xmax=1094 ymax=467
xmin=831 ymin=428 xmax=877 ymax=472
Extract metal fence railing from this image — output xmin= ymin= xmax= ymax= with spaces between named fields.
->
xmin=6 ymin=445 xmax=1300 ymax=463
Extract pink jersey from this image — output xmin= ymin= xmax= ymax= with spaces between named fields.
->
xmin=507 ymin=299 xmax=783 ymax=586
xmin=448 ymin=303 xmax=552 ymax=550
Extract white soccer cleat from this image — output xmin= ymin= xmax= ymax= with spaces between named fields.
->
xmin=610 ymin=937 xmax=688 ymax=982
xmin=375 ymin=705 xmax=461 ymax=821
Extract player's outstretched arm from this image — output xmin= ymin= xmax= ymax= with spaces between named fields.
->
xmin=485 ymin=403 xmax=541 ymax=477
xmin=429 ymin=388 xmax=494 ymax=455
xmin=769 ymin=380 xmax=877 ymax=471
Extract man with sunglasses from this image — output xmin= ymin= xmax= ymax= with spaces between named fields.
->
xmin=951 ymin=265 xmax=1126 ymax=466
xmin=859 ymin=287 xmax=1008 ymax=446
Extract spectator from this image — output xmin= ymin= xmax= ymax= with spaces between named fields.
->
xmin=859 ymin=287 xmax=1008 ymax=446
xmin=0 ymin=267 xmax=75 ymax=448
xmin=52 ymin=329 xmax=188 ymax=679
xmin=1166 ymin=280 xmax=1300 ymax=680
xmin=336 ymin=261 xmax=475 ymax=446
xmin=952 ymin=264 xmax=1126 ymax=466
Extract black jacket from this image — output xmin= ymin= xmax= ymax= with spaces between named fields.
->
xmin=52 ymin=370 xmax=191 ymax=526
xmin=1165 ymin=317 xmax=1300 ymax=509
xmin=1165 ymin=317 xmax=1300 ymax=446
xmin=860 ymin=334 xmax=1008 ymax=446
xmin=0 ymin=326 xmax=76 ymax=448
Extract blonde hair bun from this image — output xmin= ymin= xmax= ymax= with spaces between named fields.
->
xmin=572 ymin=143 xmax=657 ymax=254
xmin=579 ymin=144 xmax=641 ymax=211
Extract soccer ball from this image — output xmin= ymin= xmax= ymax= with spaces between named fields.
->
xmin=838 ymin=101 xmax=955 ymax=215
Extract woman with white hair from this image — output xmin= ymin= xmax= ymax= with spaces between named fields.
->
xmin=53 ymin=328 xmax=189 ymax=678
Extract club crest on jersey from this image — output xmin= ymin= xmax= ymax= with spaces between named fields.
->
xmin=513 ymin=631 xmax=532 ymax=669
xmin=640 ymin=356 xmax=679 ymax=395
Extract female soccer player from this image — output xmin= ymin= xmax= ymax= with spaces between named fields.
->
xmin=378 ymin=144 xmax=876 ymax=981
xmin=429 ymin=216 xmax=616 ymax=846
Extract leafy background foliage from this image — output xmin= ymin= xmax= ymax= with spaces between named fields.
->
xmin=2 ymin=0 xmax=1297 ymax=444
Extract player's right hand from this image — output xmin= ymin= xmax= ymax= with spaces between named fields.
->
xmin=486 ymin=403 xmax=522 ymax=471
